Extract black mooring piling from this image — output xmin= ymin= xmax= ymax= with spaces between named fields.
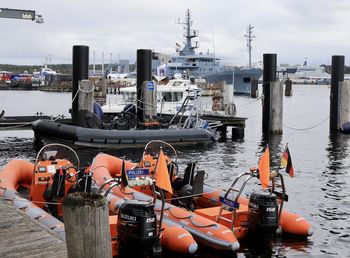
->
xmin=262 ymin=54 xmax=277 ymax=135
xmin=330 ymin=55 xmax=345 ymax=131
xmin=72 ymin=45 xmax=89 ymax=125
xmin=250 ymin=78 xmax=259 ymax=98
xmin=136 ymin=49 xmax=152 ymax=124
xmin=285 ymin=79 xmax=292 ymax=96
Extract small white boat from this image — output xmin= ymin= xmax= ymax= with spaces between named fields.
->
xmin=102 ymin=77 xmax=202 ymax=116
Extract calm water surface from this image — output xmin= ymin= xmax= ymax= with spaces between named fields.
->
xmin=0 ymin=85 xmax=349 ymax=257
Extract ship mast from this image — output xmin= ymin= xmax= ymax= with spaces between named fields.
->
xmin=176 ymin=9 xmax=198 ymax=56
xmin=245 ymin=24 xmax=255 ymax=69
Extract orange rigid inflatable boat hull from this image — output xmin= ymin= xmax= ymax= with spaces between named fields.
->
xmin=198 ymin=185 xmax=314 ymax=237
xmin=0 ymin=160 xmax=66 ymax=240
xmin=91 ymin=153 xmax=240 ymax=251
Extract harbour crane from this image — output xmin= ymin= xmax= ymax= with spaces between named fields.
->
xmin=0 ymin=8 xmax=43 ymax=23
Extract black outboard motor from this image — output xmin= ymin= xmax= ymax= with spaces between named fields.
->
xmin=248 ymin=191 xmax=278 ymax=239
xmin=117 ymin=200 xmax=161 ymax=258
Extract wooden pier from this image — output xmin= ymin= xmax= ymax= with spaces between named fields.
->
xmin=0 ymin=199 xmax=67 ymax=257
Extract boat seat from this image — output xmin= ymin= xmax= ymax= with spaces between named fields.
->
xmin=194 ymin=205 xmax=248 ymax=228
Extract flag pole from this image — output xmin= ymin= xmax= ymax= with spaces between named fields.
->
xmin=120 ymin=156 xmax=129 ymax=192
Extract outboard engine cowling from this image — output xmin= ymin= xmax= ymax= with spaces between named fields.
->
xmin=248 ymin=191 xmax=278 ymax=238
xmin=117 ymin=200 xmax=161 ymax=258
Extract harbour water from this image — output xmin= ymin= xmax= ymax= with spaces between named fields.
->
xmin=0 ymin=85 xmax=349 ymax=257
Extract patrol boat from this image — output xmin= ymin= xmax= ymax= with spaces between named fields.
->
xmin=160 ymin=9 xmax=262 ymax=95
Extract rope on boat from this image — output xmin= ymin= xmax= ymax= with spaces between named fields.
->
xmin=284 ymin=116 xmax=329 ymax=131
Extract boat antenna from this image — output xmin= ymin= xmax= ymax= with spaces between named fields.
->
xmin=244 ymin=24 xmax=255 ymax=69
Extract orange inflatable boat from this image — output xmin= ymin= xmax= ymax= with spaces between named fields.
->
xmin=0 ymin=143 xmax=198 ymax=257
xmin=90 ymin=140 xmax=313 ymax=248
xmin=90 ymin=153 xmax=240 ymax=251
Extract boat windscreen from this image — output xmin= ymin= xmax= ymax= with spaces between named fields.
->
xmin=35 ymin=143 xmax=80 ymax=169
xmin=143 ymin=140 xmax=177 ymax=162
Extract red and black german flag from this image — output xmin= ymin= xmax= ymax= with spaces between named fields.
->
xmin=281 ymin=146 xmax=294 ymax=177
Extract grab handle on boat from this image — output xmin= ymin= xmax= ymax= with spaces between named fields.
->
xmin=97 ymin=178 xmax=119 ymax=195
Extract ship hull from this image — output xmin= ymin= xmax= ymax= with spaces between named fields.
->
xmin=204 ymin=68 xmax=262 ymax=95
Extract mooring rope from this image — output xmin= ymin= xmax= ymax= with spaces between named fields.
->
xmin=72 ymin=82 xmax=95 ymax=103
xmin=236 ymin=95 xmax=263 ymax=108
xmin=283 ymin=116 xmax=329 ymax=131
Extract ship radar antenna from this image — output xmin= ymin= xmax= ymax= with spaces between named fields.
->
xmin=245 ymin=24 xmax=255 ymax=69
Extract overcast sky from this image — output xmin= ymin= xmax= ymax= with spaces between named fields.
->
xmin=0 ymin=0 xmax=350 ymax=66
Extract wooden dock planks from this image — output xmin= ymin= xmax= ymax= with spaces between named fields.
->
xmin=0 ymin=200 xmax=67 ymax=258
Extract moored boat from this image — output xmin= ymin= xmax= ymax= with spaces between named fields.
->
xmin=90 ymin=153 xmax=240 ymax=251
xmin=0 ymin=143 xmax=198 ymax=256
xmin=32 ymin=119 xmax=219 ymax=149
xmin=89 ymin=140 xmax=313 ymax=249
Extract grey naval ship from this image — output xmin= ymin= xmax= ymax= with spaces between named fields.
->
xmin=162 ymin=9 xmax=262 ymax=95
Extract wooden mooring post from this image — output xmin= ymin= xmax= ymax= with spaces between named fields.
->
xmin=330 ymin=55 xmax=349 ymax=131
xmin=262 ymin=53 xmax=283 ymax=135
xmin=285 ymin=78 xmax=293 ymax=96
xmin=250 ymin=78 xmax=259 ymax=98
xmin=271 ymin=80 xmax=283 ymax=134
xmin=62 ymin=192 xmax=112 ymax=258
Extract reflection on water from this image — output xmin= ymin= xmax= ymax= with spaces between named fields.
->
xmin=260 ymin=134 xmax=284 ymax=170
xmin=318 ymin=132 xmax=350 ymax=256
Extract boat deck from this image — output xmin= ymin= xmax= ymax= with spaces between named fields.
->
xmin=0 ymin=199 xmax=67 ymax=257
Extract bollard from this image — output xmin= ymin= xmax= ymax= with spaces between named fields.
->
xmin=136 ymin=49 xmax=152 ymax=124
xmin=72 ymin=45 xmax=89 ymax=125
xmin=270 ymin=81 xmax=283 ymax=134
xmin=250 ymin=78 xmax=259 ymax=98
xmin=62 ymin=192 xmax=112 ymax=258
xmin=262 ymin=54 xmax=277 ymax=135
xmin=285 ymin=79 xmax=293 ymax=96
xmin=329 ymin=55 xmax=345 ymax=131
